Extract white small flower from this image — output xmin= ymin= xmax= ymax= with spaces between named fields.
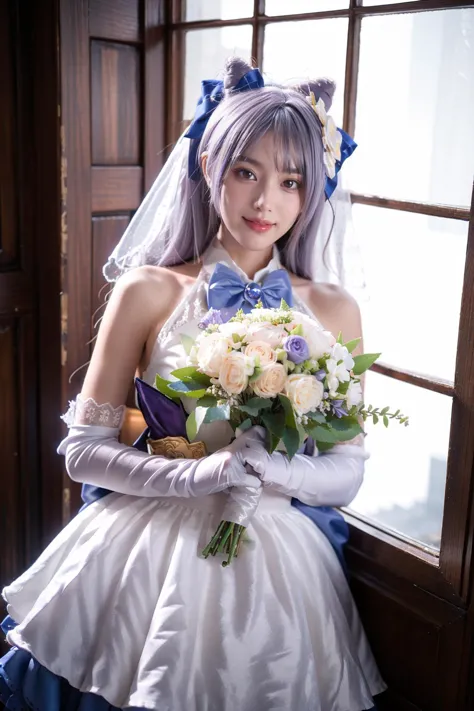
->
xmin=330 ymin=343 xmax=355 ymax=371
xmin=346 ymin=380 xmax=363 ymax=408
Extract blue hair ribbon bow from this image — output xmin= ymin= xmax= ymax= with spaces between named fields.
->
xmin=325 ymin=128 xmax=357 ymax=200
xmin=185 ymin=68 xmax=265 ymax=181
xmin=184 ymin=67 xmax=356 ymax=200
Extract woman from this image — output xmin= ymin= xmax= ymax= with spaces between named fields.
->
xmin=0 ymin=57 xmax=386 ymax=710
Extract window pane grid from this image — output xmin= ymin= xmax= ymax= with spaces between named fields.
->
xmin=172 ymin=0 xmax=474 ymax=563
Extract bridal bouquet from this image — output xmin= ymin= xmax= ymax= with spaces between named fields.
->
xmin=154 ymin=301 xmax=408 ymax=566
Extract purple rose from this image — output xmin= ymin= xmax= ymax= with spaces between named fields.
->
xmin=284 ymin=335 xmax=310 ymax=364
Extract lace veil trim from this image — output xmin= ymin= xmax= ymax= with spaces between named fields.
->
xmin=60 ymin=396 xmax=126 ymax=429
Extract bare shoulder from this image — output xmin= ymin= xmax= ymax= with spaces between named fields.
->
xmin=114 ymin=264 xmax=193 ymax=313
xmin=290 ymin=274 xmax=363 ymax=353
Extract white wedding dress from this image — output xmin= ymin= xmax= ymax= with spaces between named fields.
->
xmin=2 ymin=242 xmax=386 ymax=710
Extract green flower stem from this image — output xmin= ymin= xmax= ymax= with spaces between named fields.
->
xmin=201 ymin=520 xmax=247 ymax=567
xmin=223 ymin=525 xmax=244 ymax=567
xmin=201 ymin=520 xmax=226 ymax=559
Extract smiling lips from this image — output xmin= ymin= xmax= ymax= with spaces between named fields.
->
xmin=243 ymin=217 xmax=275 ymax=233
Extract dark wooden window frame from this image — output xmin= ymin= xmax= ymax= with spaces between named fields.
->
xmin=164 ymin=0 xmax=474 ymax=607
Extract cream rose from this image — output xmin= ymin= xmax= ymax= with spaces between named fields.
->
xmin=284 ymin=374 xmax=324 ymax=415
xmin=252 ymin=363 xmax=287 ymax=399
xmin=219 ymin=352 xmax=249 ymax=395
xmin=244 ymin=340 xmax=277 ymax=367
xmin=197 ymin=333 xmax=230 ymax=377
xmin=246 ymin=323 xmax=285 ymax=348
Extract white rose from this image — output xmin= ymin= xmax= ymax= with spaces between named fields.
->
xmin=346 ymin=380 xmax=363 ymax=408
xmin=289 ymin=313 xmax=335 ymax=359
xmin=197 ymin=333 xmax=230 ymax=377
xmin=219 ymin=352 xmax=249 ymax=395
xmin=244 ymin=341 xmax=277 ymax=367
xmin=217 ymin=321 xmax=249 ymax=340
xmin=246 ymin=323 xmax=285 ymax=348
xmin=252 ymin=363 xmax=287 ymax=399
xmin=284 ymin=374 xmax=324 ymax=416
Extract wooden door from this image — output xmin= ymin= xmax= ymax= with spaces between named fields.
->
xmin=59 ymin=0 xmax=166 ymax=515
xmin=0 ymin=0 xmax=62 ymax=619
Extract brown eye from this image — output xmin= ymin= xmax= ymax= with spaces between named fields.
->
xmin=283 ymin=179 xmax=301 ymax=190
xmin=236 ymin=168 xmax=256 ymax=181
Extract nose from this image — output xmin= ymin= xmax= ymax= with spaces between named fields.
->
xmin=252 ymin=181 xmax=274 ymax=213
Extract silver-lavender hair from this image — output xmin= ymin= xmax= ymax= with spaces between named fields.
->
xmin=158 ymin=58 xmax=335 ymax=280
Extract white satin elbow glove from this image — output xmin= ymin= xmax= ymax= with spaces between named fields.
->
xmin=241 ymin=437 xmax=369 ymax=508
xmin=57 ymin=425 xmax=262 ymax=499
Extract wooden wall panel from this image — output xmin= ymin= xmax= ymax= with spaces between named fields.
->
xmin=348 ymin=551 xmax=466 ymax=711
xmin=91 ymin=166 xmax=142 ymax=212
xmin=91 ymin=40 xmax=140 ymax=165
xmin=89 ymin=0 xmax=141 ymax=42
xmin=0 ymin=322 xmax=21 ymax=584
xmin=0 ymin=0 xmax=19 ymax=266
xmin=91 ymin=215 xmax=130 ymax=335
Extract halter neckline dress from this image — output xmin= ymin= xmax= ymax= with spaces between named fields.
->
xmin=1 ymin=240 xmax=386 ymax=711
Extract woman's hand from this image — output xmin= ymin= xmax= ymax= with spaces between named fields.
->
xmin=240 ymin=428 xmax=369 ymax=508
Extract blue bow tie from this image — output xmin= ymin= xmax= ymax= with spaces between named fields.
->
xmin=207 ymin=262 xmax=293 ymax=315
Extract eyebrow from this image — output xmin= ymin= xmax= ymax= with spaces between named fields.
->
xmin=236 ymin=154 xmax=302 ymax=175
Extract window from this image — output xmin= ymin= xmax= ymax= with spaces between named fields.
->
xmin=168 ymin=0 xmax=474 ymax=596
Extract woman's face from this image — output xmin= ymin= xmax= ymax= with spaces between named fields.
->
xmin=218 ymin=132 xmax=304 ymax=253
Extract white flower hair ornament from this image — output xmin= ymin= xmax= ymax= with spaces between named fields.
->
xmin=307 ymin=90 xmax=343 ymax=181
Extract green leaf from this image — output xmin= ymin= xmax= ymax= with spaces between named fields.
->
xmin=154 ymin=374 xmax=181 ymax=402
xmin=168 ymin=380 xmax=207 ymax=398
xmin=196 ymin=394 xmax=218 ymax=408
xmin=336 ymin=380 xmax=350 ymax=396
xmin=237 ymin=418 xmax=252 ymax=433
xmin=280 ymin=299 xmax=291 ymax=312
xmin=336 ymin=331 xmax=343 ymax=344
xmin=180 ymin=334 xmax=195 ymax=356
xmin=268 ymin=433 xmax=280 ymax=453
xmin=344 ymin=337 xmax=361 ymax=354
xmin=239 ymin=397 xmax=273 ymax=416
xmin=317 ymin=440 xmax=336 ymax=453
xmin=383 ymin=415 xmax=389 ymax=428
xmin=380 ymin=406 xmax=389 ymax=415
xmin=204 ymin=403 xmax=231 ymax=424
xmin=261 ymin=409 xmax=286 ymax=439
xmin=296 ymin=422 xmax=307 ymax=447
xmin=232 ymin=333 xmax=242 ymax=344
xmin=373 ymin=413 xmax=379 ymax=425
xmin=305 ymin=423 xmax=340 ymax=444
xmin=186 ymin=407 xmax=208 ymax=441
xmin=328 ymin=416 xmax=363 ymax=441
xmin=278 ymin=393 xmax=298 ymax=429
xmin=307 ymin=410 xmax=326 ymax=424
xmin=170 ymin=367 xmax=211 ymax=386
xmin=352 ymin=353 xmax=381 ymax=376
xmin=282 ymin=426 xmax=300 ymax=459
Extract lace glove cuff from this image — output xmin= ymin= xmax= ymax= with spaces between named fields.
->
xmin=60 ymin=395 xmax=126 ymax=429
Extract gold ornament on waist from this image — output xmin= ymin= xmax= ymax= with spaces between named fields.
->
xmin=147 ymin=436 xmax=207 ymax=460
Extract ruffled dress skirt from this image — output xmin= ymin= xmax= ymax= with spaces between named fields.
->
xmin=1 ymin=489 xmax=386 ymax=710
